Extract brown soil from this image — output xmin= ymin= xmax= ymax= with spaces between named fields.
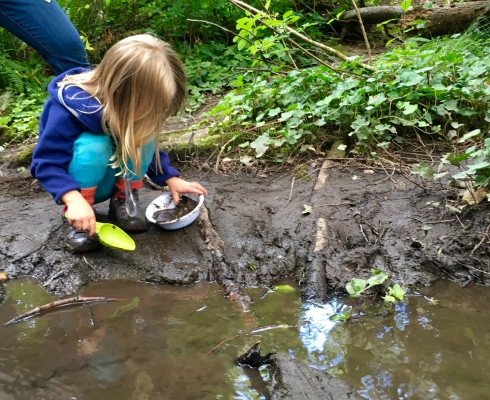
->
xmin=0 ymin=155 xmax=489 ymax=301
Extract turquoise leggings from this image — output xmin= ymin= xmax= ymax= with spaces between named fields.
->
xmin=68 ymin=131 xmax=155 ymax=204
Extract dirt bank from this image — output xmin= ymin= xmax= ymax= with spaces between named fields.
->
xmin=0 ymin=159 xmax=489 ymax=301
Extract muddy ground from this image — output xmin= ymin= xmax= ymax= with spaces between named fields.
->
xmin=1 ymin=158 xmax=489 ymax=302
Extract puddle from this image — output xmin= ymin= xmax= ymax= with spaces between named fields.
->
xmin=0 ymin=279 xmax=489 ymax=399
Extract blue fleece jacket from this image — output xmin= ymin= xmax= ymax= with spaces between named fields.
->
xmin=30 ymin=68 xmax=179 ymax=204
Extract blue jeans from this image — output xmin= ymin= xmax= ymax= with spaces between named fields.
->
xmin=0 ymin=0 xmax=90 ymax=75
xmin=68 ymin=132 xmax=155 ymax=205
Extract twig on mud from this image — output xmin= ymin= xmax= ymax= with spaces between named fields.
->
xmin=43 ymin=269 xmax=66 ymax=287
xmin=374 ymin=228 xmax=386 ymax=245
xmin=359 ymin=224 xmax=369 ymax=243
xmin=455 ymin=215 xmax=467 ymax=231
xmin=83 ymin=256 xmax=98 ymax=275
xmin=470 ymin=225 xmax=490 ymax=255
xmin=375 ymin=162 xmax=397 ymax=185
xmin=4 ymin=295 xmax=122 ymax=326
xmin=215 ymin=137 xmax=237 ymax=174
xmin=285 ymin=176 xmax=295 ymax=206
xmin=205 ymin=323 xmax=296 ymax=355
xmin=409 ymin=217 xmax=454 ymax=225
xmin=398 ymin=154 xmax=428 ymax=191
xmin=313 ymin=201 xmax=356 ymax=208
xmin=464 ymin=264 xmax=490 ymax=275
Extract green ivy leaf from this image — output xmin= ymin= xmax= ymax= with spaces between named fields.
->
xmin=411 ymin=163 xmax=434 ymax=179
xmin=250 ymin=134 xmax=270 ymax=157
xmin=389 ymin=284 xmax=406 ymax=301
xmin=383 ymin=294 xmax=396 ymax=304
xmin=346 ymin=278 xmax=367 ymax=297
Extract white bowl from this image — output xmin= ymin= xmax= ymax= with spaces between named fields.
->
xmin=145 ymin=192 xmax=204 ymax=230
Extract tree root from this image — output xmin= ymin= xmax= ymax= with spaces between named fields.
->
xmin=198 ymin=205 xmax=252 ymax=311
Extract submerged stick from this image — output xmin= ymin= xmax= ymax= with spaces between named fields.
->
xmin=206 ymin=324 xmax=295 ymax=355
xmin=4 ymin=295 xmax=121 ymax=326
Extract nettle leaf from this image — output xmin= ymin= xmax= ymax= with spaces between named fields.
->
xmin=250 ymin=133 xmax=271 ymax=157
xmin=412 ymin=163 xmax=435 ymax=179
xmin=346 ymin=278 xmax=367 ymax=297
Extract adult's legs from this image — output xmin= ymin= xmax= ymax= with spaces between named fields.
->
xmin=0 ymin=0 xmax=90 ymax=75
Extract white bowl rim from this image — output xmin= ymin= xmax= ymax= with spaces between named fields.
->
xmin=146 ymin=192 xmax=204 ymax=225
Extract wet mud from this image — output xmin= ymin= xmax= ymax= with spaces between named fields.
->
xmin=271 ymin=353 xmax=362 ymax=400
xmin=1 ymin=160 xmax=489 ymax=303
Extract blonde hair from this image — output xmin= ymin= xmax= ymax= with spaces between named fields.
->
xmin=61 ymin=34 xmax=186 ymax=176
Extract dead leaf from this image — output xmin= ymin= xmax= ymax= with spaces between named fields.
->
xmin=302 ymin=204 xmax=312 ymax=214
xmin=0 ymin=272 xmax=7 ymax=282
xmin=462 ymin=187 xmax=488 ymax=205
xmin=363 ymin=169 xmax=374 ymax=174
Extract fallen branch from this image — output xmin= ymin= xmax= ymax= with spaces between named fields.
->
xmin=313 ymin=201 xmax=355 ymax=207
xmin=4 ymin=295 xmax=122 ymax=326
xmin=228 ymin=0 xmax=375 ymax=72
xmin=351 ymin=0 xmax=372 ymax=65
xmin=206 ymin=323 xmax=295 ymax=355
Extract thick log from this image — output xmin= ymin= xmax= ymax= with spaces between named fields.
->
xmin=339 ymin=6 xmax=403 ymax=24
xmin=404 ymin=1 xmax=490 ymax=37
xmin=337 ymin=1 xmax=490 ymax=37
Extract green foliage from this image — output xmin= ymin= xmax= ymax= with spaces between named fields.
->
xmin=332 ymin=270 xmax=406 ymax=322
xmin=208 ymin=33 xmax=490 ymax=161
xmin=345 ymin=269 xmax=389 ymax=297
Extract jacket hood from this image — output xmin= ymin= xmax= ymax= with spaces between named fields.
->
xmin=47 ymin=67 xmax=104 ymax=132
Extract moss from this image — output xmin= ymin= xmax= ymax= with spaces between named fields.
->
xmin=160 ymin=129 xmax=244 ymax=159
xmin=326 ymin=140 xmax=346 ymax=159
xmin=13 ymin=143 xmax=36 ymax=166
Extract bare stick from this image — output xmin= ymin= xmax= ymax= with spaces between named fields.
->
xmin=143 ymin=175 xmax=166 ymax=191
xmin=351 ymin=0 xmax=372 ymax=65
xmin=285 ymin=176 xmax=295 ymax=206
xmin=465 ymin=264 xmax=490 ymax=276
xmin=314 ymin=201 xmax=355 ymax=208
xmin=359 ymin=224 xmax=369 ymax=243
xmin=42 ymin=269 xmax=65 ymax=287
xmin=206 ymin=323 xmax=295 ymax=355
xmin=470 ymin=225 xmax=490 ymax=255
xmin=4 ymin=295 xmax=122 ymax=326
xmin=215 ymin=137 xmax=236 ymax=174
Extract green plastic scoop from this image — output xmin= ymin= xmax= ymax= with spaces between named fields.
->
xmin=65 ymin=214 xmax=135 ymax=251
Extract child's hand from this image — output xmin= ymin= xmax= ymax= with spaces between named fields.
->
xmin=165 ymin=177 xmax=208 ymax=205
xmin=62 ymin=190 xmax=97 ymax=236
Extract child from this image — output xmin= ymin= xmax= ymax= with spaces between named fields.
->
xmin=30 ymin=34 xmax=208 ymax=252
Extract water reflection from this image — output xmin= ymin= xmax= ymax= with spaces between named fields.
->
xmin=0 ymin=279 xmax=490 ymax=399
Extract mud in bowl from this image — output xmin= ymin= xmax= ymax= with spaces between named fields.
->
xmin=145 ymin=192 xmax=204 ymax=230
